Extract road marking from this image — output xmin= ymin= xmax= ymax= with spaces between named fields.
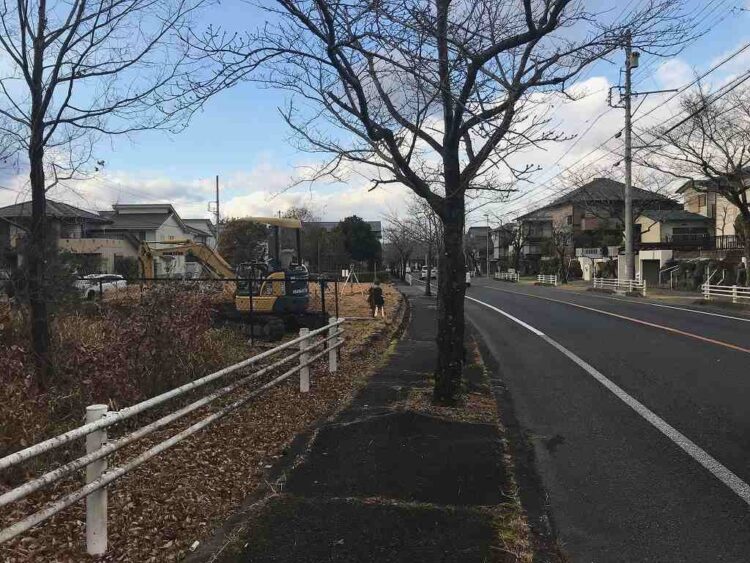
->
xmin=465 ymin=296 xmax=544 ymax=335
xmin=465 ymin=295 xmax=750 ymax=507
xmin=556 ymin=287 xmax=750 ymax=323
xmin=479 ymin=285 xmax=750 ymax=355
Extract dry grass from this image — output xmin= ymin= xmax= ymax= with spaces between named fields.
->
xmin=0 ymin=285 xmax=404 ymax=562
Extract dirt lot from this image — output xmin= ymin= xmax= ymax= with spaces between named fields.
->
xmin=0 ymin=283 xmax=405 ymax=561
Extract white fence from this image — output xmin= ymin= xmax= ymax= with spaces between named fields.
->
xmin=592 ymin=277 xmax=647 ymax=297
xmin=495 ymin=272 xmax=519 ymax=282
xmin=0 ymin=318 xmax=345 ymax=555
xmin=702 ymin=283 xmax=750 ymax=304
xmin=537 ymin=274 xmax=558 ymax=286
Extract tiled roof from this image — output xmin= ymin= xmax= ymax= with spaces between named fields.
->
xmin=0 ymin=200 xmax=109 ymax=222
xmin=640 ymin=209 xmax=712 ymax=222
xmin=518 ymin=178 xmax=675 ymax=220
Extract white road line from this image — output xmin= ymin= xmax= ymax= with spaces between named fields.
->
xmin=475 ymin=279 xmax=750 ymax=323
xmin=465 ymin=294 xmax=750 ymax=507
xmin=571 ymin=290 xmax=750 ymax=323
xmin=465 ymin=296 xmax=544 ymax=335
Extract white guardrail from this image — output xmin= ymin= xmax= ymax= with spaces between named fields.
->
xmin=592 ymin=277 xmax=647 ymax=297
xmin=537 ymin=274 xmax=558 ymax=286
xmin=495 ymin=272 xmax=520 ymax=282
xmin=0 ymin=318 xmax=345 ymax=555
xmin=702 ymin=283 xmax=750 ymax=304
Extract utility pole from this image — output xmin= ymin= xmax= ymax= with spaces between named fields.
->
xmin=623 ymin=30 xmax=635 ymax=281
xmin=215 ymin=175 xmax=220 ymax=249
xmin=609 ymin=34 xmax=676 ymax=281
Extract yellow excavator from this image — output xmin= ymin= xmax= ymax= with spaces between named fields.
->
xmin=138 ymin=217 xmax=318 ymax=339
xmin=138 ymin=240 xmax=235 ymax=279
xmin=234 ymin=216 xmax=310 ymax=316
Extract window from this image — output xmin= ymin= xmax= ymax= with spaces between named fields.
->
xmin=697 ymin=195 xmax=707 ymax=207
xmin=566 ymin=215 xmax=573 ymax=225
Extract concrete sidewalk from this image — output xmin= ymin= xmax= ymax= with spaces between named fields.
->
xmin=210 ymin=285 xmax=517 ymax=562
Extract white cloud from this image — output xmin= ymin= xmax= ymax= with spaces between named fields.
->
xmin=656 ymin=58 xmax=692 ymax=90
xmin=0 ymin=156 xmax=410 ymax=223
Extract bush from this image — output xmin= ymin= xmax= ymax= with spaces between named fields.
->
xmin=568 ymin=259 xmax=583 ymax=279
xmin=353 ymin=271 xmax=391 ymax=283
xmin=0 ymin=286 xmax=249 ymax=472
xmin=540 ymin=258 xmax=559 ymax=275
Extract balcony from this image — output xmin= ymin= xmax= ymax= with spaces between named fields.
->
xmin=638 ymin=234 xmax=743 ymax=251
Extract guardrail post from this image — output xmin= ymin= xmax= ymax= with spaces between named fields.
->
xmin=328 ymin=317 xmax=338 ymax=374
xmin=299 ymin=328 xmax=310 ymax=392
xmin=85 ymin=404 xmax=108 ymax=556
xmin=642 ymin=280 xmax=647 ymax=297
xmin=733 ymin=285 xmax=738 ymax=304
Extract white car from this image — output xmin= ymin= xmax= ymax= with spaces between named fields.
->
xmin=75 ymin=274 xmax=127 ymax=300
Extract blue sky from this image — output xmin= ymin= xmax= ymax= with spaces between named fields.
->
xmin=2 ymin=0 xmax=749 ymax=225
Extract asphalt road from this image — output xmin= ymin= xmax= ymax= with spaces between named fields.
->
xmin=463 ymin=278 xmax=750 ymax=562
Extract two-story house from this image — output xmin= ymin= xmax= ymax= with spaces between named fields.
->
xmin=677 ymin=180 xmax=745 ymax=251
xmin=1 ymin=200 xmax=218 ymax=276
xmin=516 ymin=178 xmax=679 ymax=255
xmin=0 ymin=199 xmax=128 ymax=273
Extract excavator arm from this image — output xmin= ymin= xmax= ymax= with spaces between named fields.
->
xmin=139 ymin=240 xmax=235 ymax=279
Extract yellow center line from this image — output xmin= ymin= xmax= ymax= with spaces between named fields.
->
xmin=479 ymin=285 xmax=750 ymax=355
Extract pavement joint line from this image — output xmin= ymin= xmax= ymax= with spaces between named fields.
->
xmin=465 ymin=295 xmax=750 ymax=508
xmin=477 ymin=285 xmax=750 ymax=355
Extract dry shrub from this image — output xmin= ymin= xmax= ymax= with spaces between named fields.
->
xmin=0 ymin=287 xmax=248 ymax=480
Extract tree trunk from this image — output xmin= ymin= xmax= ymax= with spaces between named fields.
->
xmin=742 ymin=218 xmax=750 ymax=288
xmin=433 ymin=199 xmax=465 ymax=405
xmin=28 ymin=135 xmax=52 ymax=385
xmin=425 ymin=246 xmax=432 ymax=297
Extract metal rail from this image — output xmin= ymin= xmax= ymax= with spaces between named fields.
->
xmin=592 ymin=277 xmax=647 ymax=297
xmin=0 ymin=318 xmax=345 ymax=554
xmin=495 ymin=272 xmax=520 ymax=282
xmin=702 ymin=283 xmax=750 ymax=304
xmin=537 ymin=274 xmax=558 ymax=286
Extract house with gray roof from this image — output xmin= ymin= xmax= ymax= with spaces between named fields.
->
xmin=0 ymin=199 xmax=127 ymax=272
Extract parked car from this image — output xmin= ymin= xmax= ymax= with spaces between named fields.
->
xmin=75 ymin=274 xmax=127 ymax=300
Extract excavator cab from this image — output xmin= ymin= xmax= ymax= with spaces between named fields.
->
xmin=234 ymin=217 xmax=310 ymax=315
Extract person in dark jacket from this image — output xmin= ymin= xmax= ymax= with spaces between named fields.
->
xmin=367 ymin=280 xmax=386 ymax=318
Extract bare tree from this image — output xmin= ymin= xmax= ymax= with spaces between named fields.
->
xmin=385 ymin=195 xmax=442 ymax=295
xmin=0 ymin=0 xmax=214 ymax=384
xmin=383 ymin=220 xmax=415 ymax=280
xmin=644 ymin=86 xmax=750 ymax=285
xmin=545 ymin=219 xmax=573 ymax=283
xmin=197 ymin=0 xmax=693 ymax=403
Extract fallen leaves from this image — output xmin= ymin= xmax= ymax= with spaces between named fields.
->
xmin=0 ymin=285 xmax=404 ymax=562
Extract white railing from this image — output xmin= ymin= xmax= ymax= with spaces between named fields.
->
xmin=592 ymin=277 xmax=647 ymax=297
xmin=537 ymin=274 xmax=558 ymax=286
xmin=495 ymin=272 xmax=520 ymax=282
xmin=0 ymin=318 xmax=345 ymax=555
xmin=702 ymin=283 xmax=750 ymax=304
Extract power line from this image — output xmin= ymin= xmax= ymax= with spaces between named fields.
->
xmin=496 ymin=37 xmax=750 ymax=220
